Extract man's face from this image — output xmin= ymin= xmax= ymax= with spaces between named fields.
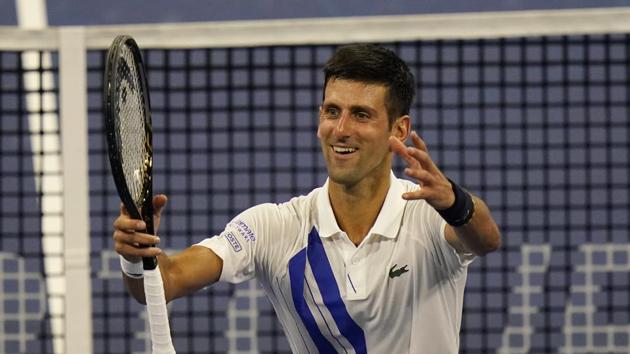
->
xmin=317 ymin=78 xmax=401 ymax=188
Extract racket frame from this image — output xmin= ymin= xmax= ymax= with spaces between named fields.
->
xmin=104 ymin=35 xmax=157 ymax=270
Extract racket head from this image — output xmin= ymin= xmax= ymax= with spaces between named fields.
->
xmin=104 ymin=35 xmax=157 ymax=270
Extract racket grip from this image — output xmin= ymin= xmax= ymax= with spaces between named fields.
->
xmin=144 ymin=267 xmax=176 ymax=354
xmin=143 ymin=256 xmax=158 ymax=270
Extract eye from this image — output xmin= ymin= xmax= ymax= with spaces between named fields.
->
xmin=355 ymin=111 xmax=370 ymax=120
xmin=324 ymin=106 xmax=340 ymax=118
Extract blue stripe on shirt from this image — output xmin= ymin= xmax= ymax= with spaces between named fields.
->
xmin=307 ymin=228 xmax=367 ymax=354
xmin=288 ymin=247 xmax=337 ymax=353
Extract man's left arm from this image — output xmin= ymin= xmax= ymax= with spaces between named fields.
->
xmin=389 ymin=131 xmax=501 ymax=256
xmin=443 ymin=193 xmax=500 ymax=256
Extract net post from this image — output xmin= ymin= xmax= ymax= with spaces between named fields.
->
xmin=59 ymin=26 xmax=93 ymax=354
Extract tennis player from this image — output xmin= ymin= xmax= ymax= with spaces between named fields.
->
xmin=113 ymin=44 xmax=501 ymax=353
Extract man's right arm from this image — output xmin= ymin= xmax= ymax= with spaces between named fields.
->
xmin=121 ymin=246 xmax=223 ymax=304
xmin=113 ymin=195 xmax=223 ymax=304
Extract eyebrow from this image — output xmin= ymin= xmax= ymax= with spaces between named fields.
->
xmin=322 ymin=102 xmax=377 ymax=115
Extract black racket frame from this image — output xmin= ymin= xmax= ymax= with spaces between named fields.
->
xmin=104 ymin=35 xmax=157 ymax=270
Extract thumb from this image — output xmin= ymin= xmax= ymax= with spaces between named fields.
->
xmin=119 ymin=202 xmax=130 ymax=217
xmin=153 ymin=194 xmax=168 ymax=216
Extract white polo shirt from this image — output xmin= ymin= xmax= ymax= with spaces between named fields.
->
xmin=197 ymin=172 xmax=474 ymax=353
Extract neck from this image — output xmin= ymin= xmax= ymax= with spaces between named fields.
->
xmin=328 ymin=171 xmax=391 ymax=246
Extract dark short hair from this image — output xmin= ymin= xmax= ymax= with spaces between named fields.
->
xmin=323 ymin=44 xmax=415 ymax=125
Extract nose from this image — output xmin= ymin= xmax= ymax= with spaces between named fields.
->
xmin=333 ymin=112 xmax=351 ymax=138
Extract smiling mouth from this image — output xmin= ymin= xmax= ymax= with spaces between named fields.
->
xmin=332 ymin=146 xmax=357 ymax=155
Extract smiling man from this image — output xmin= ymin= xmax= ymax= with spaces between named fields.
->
xmin=113 ymin=44 xmax=501 ymax=353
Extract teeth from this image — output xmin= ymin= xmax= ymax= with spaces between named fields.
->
xmin=333 ymin=146 xmax=357 ymax=154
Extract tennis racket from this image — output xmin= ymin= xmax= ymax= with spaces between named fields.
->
xmin=104 ymin=34 xmax=176 ymax=354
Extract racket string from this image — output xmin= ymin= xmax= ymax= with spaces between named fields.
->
xmin=116 ymin=45 xmax=150 ymax=210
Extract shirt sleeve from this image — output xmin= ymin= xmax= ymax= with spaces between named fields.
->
xmin=196 ymin=203 xmax=277 ymax=284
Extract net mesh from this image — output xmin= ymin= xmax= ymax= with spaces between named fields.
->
xmin=0 ymin=30 xmax=628 ymax=354
xmin=0 ymin=51 xmax=62 ymax=353
xmin=113 ymin=44 xmax=150 ymax=209
xmin=88 ymin=35 xmax=630 ymax=353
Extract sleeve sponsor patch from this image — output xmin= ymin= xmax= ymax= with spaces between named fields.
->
xmin=224 ymin=231 xmax=242 ymax=252
xmin=229 ymin=219 xmax=256 ymax=242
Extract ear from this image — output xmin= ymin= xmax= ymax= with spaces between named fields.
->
xmin=391 ymin=115 xmax=411 ymax=142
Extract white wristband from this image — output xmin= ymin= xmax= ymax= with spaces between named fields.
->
xmin=120 ymin=255 xmax=144 ymax=279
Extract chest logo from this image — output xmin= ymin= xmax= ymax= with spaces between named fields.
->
xmin=389 ymin=264 xmax=409 ymax=279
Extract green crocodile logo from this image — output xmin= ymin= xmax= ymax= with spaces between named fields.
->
xmin=389 ymin=264 xmax=409 ymax=279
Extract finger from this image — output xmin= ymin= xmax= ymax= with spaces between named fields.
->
xmin=120 ymin=202 xmax=130 ymax=217
xmin=113 ymin=215 xmax=146 ymax=232
xmin=407 ymin=138 xmax=446 ymax=178
xmin=389 ymin=136 xmax=421 ymax=169
xmin=113 ymin=229 xmax=160 ymax=246
xmin=389 ymin=136 xmax=407 ymax=156
xmin=132 ymin=231 xmax=161 ymax=246
xmin=406 ymin=147 xmax=433 ymax=171
xmin=115 ymin=242 xmax=162 ymax=258
xmin=411 ymin=131 xmax=429 ymax=153
xmin=401 ymin=189 xmax=429 ymax=201
xmin=404 ymin=167 xmax=435 ymax=185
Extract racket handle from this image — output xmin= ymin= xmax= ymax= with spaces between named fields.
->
xmin=143 ymin=256 xmax=158 ymax=270
xmin=144 ymin=267 xmax=176 ymax=354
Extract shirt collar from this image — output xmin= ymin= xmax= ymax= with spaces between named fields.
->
xmin=316 ymin=171 xmax=406 ymax=239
